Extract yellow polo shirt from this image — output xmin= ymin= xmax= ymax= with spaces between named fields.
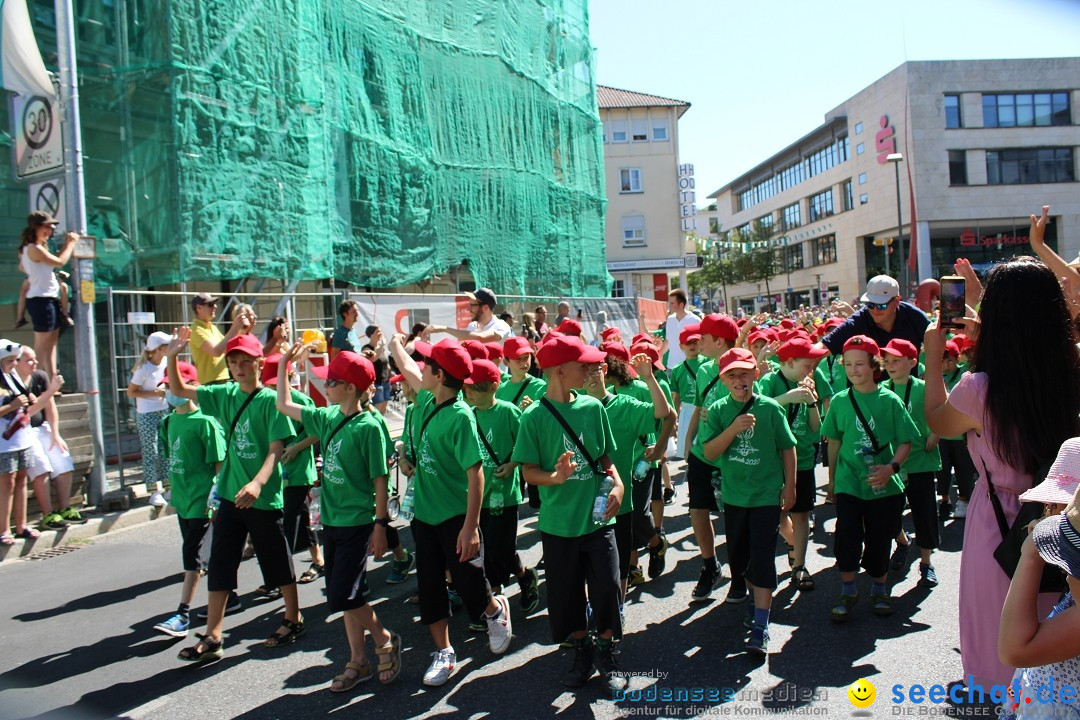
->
xmin=189 ymin=319 xmax=228 ymax=384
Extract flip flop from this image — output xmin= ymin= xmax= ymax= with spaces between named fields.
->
xmin=0 ymin=533 xmax=13 ymax=546
xmin=14 ymin=527 xmax=39 ymax=540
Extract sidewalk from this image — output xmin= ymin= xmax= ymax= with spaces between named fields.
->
xmin=0 ymin=404 xmax=408 ymax=563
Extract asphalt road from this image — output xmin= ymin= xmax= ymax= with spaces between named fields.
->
xmin=0 ymin=462 xmax=979 ymax=720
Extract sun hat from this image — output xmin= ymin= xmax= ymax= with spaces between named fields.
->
xmin=1021 ymin=438 xmax=1080 ymax=505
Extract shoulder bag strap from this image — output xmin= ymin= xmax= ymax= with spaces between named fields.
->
xmin=512 ymin=377 xmax=532 ymax=406
xmin=324 ymin=410 xmax=362 ymax=448
xmin=848 ymin=391 xmax=882 ymax=456
xmin=699 ymin=373 xmax=721 ymax=406
xmin=472 ymin=407 xmax=510 ymax=466
xmin=540 ymin=397 xmax=603 ymax=475
xmin=227 ymin=390 xmax=260 ymax=443
xmin=775 ymin=373 xmax=800 ymax=425
xmin=417 ymin=397 xmax=457 ymax=448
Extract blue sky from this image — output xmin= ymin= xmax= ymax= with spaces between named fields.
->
xmin=588 ymin=0 xmax=1080 ymax=202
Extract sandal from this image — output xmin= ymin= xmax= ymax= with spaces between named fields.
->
xmin=0 ymin=533 xmax=13 ymax=546
xmin=330 ymin=660 xmax=372 ymax=693
xmin=265 ymin=616 xmax=305 ymax=647
xmin=792 ymin=565 xmax=815 ymax=592
xmin=785 ymin=542 xmax=796 ymax=569
xmin=178 ymin=633 xmax=224 ymax=664
xmin=14 ymin=527 xmax=39 ymax=540
xmin=375 ymin=631 xmax=403 ymax=685
xmin=298 ymin=564 xmax=324 ymax=584
xmin=253 ymin=585 xmax=283 ymax=601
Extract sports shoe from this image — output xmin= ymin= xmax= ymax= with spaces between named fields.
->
xmin=871 ymin=593 xmax=894 ymax=616
xmin=627 ymin=565 xmax=646 ymax=588
xmin=889 ymin=543 xmax=909 ymax=572
xmin=468 ymin=619 xmax=487 ymax=633
xmin=647 ymin=535 xmax=669 ymax=579
xmin=386 ymin=548 xmax=415 ymax=584
xmin=830 ymin=593 xmax=859 ymax=623
xmin=40 ymin=512 xmax=67 ymax=530
xmin=939 ymin=500 xmax=952 ymax=520
xmin=518 ymin=567 xmax=540 ymax=614
xmin=423 ymin=647 xmax=457 ymax=686
xmin=725 ymin=584 xmax=749 ymax=605
xmin=690 ymin=563 xmax=721 ymax=602
xmin=594 ymin=637 xmax=628 ymax=697
xmin=197 ymin=592 xmax=242 ymax=619
xmin=663 ymin=487 xmax=675 ymax=505
xmin=154 ymin=613 xmax=190 ymax=638
xmin=747 ymin=623 xmax=769 ymax=656
xmin=953 ymin=500 xmax=968 ymax=519
xmin=919 ymin=563 xmax=939 ymax=588
xmin=149 ymin=492 xmax=167 ymax=508
xmin=485 ymin=594 xmax=512 ymax=655
xmin=561 ymin=636 xmax=594 ymax=688
xmin=60 ymin=507 xmax=87 ymax=524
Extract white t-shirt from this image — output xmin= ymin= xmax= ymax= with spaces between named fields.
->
xmin=664 ymin=312 xmax=700 ymax=368
xmin=467 ymin=316 xmax=513 ymax=341
xmin=0 ymin=395 xmax=32 ymax=453
xmin=130 ymin=360 xmax=168 ymax=414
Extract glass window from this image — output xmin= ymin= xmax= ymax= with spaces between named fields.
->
xmin=983 ymin=92 xmax=1071 ymax=128
xmin=652 ymin=115 xmax=668 ymax=141
xmin=842 ymin=180 xmax=854 ymax=211
xmin=708 ymin=217 xmax=720 ymax=235
xmin=782 ymin=203 xmax=801 ymax=231
xmin=858 ymin=172 xmax=867 ymax=185
xmin=631 ymin=117 xmax=648 ymax=142
xmin=808 ymin=189 xmax=834 ymax=222
xmin=945 ymin=94 xmax=961 ymax=129
xmin=732 ymin=135 xmax=848 ymax=212
xmin=859 ymin=193 xmax=869 ymax=205
xmin=610 ymin=118 xmax=627 ymax=143
xmin=986 ymin=148 xmax=1075 ymax=185
xmin=619 ymin=168 xmax=642 ymax=193
xmin=948 ymin=150 xmax=967 ymax=186
xmin=611 ymin=279 xmax=626 ymax=298
xmin=757 ymin=213 xmax=774 ymax=232
xmin=854 ymin=121 xmax=863 ymax=134
xmin=786 ymin=242 xmax=804 ymax=271
xmin=812 ymin=235 xmax=837 ymax=265
xmin=856 ymin=142 xmax=865 ymax=155
xmin=622 ymin=215 xmax=646 ymax=246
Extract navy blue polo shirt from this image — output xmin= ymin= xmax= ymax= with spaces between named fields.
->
xmin=821 ymin=301 xmax=930 ymax=355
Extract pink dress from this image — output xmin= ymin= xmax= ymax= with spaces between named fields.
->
xmin=949 ymin=372 xmax=1057 ymax=689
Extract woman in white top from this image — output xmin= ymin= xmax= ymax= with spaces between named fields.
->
xmin=18 ymin=212 xmax=77 ymax=379
xmin=127 ymin=332 xmax=171 ymax=506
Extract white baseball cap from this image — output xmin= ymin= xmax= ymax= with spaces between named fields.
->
xmin=145 ymin=331 xmax=172 ymax=351
xmin=860 ymin=275 xmax=900 ymax=305
xmin=0 ymin=339 xmax=22 ymax=361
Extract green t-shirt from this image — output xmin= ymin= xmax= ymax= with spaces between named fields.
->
xmin=826 ymin=354 xmax=848 ymax=396
xmin=367 ymin=406 xmax=394 ymax=459
xmin=614 ymin=379 xmax=651 ymax=404
xmin=401 ymin=402 xmax=415 ymax=461
xmin=495 ymin=375 xmax=548 ymax=409
xmin=301 ymin=405 xmax=388 ymax=527
xmin=283 ymin=390 xmax=317 ymax=488
xmin=512 ymin=392 xmax=617 ymax=538
xmin=410 ymin=392 xmax=483 ymax=525
xmin=703 ymin=394 xmax=796 ymax=508
xmin=755 ymin=370 xmax=820 ymax=470
xmin=196 ymin=384 xmax=295 ymax=511
xmin=820 ymin=386 xmax=920 ymax=500
xmin=813 ymin=363 xmax=834 ymax=400
xmin=161 ymin=409 xmax=226 ymax=519
xmin=472 ymin=400 xmax=523 ymax=508
xmin=670 ymin=356 xmax=703 ymax=405
xmin=599 ymin=393 xmax=655 ymax=516
xmin=690 ymin=358 xmax=730 ymax=467
xmin=885 ymin=377 xmax=942 ymax=474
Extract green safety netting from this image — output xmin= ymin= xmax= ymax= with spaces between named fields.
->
xmin=0 ymin=0 xmax=609 ymax=304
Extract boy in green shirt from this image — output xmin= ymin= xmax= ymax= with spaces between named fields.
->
xmin=881 ymin=339 xmax=942 ymax=589
xmin=165 ymin=331 xmax=299 ymax=664
xmin=152 ymin=360 xmax=227 ymax=639
xmin=703 ymin=348 xmax=796 ymax=655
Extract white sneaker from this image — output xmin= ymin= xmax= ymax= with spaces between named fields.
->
xmin=149 ymin=492 xmax=167 ymax=508
xmin=486 ymin=594 xmax=512 ymax=655
xmin=954 ymin=500 xmax=968 ymax=519
xmin=423 ymin=647 xmax=456 ymax=686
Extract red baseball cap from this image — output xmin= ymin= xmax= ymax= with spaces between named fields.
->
xmin=503 ymin=336 xmax=534 ymax=360
xmin=679 ymin=323 xmax=701 ymax=345
xmin=600 ymin=341 xmax=630 ymax=363
xmin=225 ymin=334 xmax=263 ymax=358
xmin=747 ymin=330 xmax=770 ymax=346
xmin=881 ymin=339 xmax=918 ymax=360
xmin=699 ymin=314 xmax=739 ymax=341
xmin=461 ymin=340 xmax=488 ymax=361
xmin=777 ymin=337 xmax=829 ymax=362
xmin=484 ymin=342 xmax=504 ymax=363
xmin=842 ymin=335 xmax=880 ymax=357
xmin=413 ymin=339 xmax=474 ymax=381
xmin=631 ymin=342 xmax=665 ymax=371
xmin=779 ymin=318 xmax=795 ymax=329
xmin=163 ymin=360 xmax=198 ymax=386
xmin=599 ymin=327 xmax=622 ymax=342
xmin=718 ymin=348 xmax=758 ymax=374
xmin=260 ymin=354 xmax=296 ymax=386
xmin=951 ymin=334 xmax=972 ymax=353
xmin=464 ymin=359 xmax=502 ymax=386
xmin=538 ymin=330 xmax=564 ymax=346
xmin=944 ymin=340 xmax=961 ymax=357
xmin=389 ymin=361 xmax=423 ymax=385
xmin=536 ymin=336 xmax=606 ymax=370
xmin=311 ymin=351 xmax=376 ymax=391
xmin=631 ymin=333 xmax=656 ymax=347
xmin=556 ymin=318 xmax=583 ymax=336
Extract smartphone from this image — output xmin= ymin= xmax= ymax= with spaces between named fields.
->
xmin=939 ymin=275 xmax=966 ymax=329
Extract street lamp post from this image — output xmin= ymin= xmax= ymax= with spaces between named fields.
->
xmin=887 ymin=152 xmax=905 ymax=296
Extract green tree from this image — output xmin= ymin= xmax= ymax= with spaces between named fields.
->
xmin=733 ymin=220 xmax=783 ymax=310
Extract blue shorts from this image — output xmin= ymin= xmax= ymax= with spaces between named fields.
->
xmin=26 ymin=297 xmax=61 ymax=333
xmin=372 ymin=382 xmax=393 ymax=404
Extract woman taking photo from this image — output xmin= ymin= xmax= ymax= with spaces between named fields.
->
xmin=18 ymin=212 xmax=76 ymax=379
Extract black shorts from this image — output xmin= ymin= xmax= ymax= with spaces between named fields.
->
xmin=648 ymin=466 xmax=663 ymax=501
xmin=412 ymin=514 xmax=492 ymax=625
xmin=723 ymin=504 xmax=781 ymax=589
xmin=631 ymin=470 xmax=658 ymax=549
xmin=206 ymin=500 xmax=296 ymax=592
xmin=323 ymin=524 xmax=374 ymax=612
xmin=686 ymin=452 xmax=720 ymax=512
xmin=790 ymin=468 xmax=817 ymax=513
xmin=833 ymin=492 xmax=905 ymax=577
xmin=479 ymin=504 xmax=523 ymax=588
xmin=614 ymin=512 xmax=632 ymax=579
xmin=541 ymin=528 xmax=621 ymax=643
xmin=26 ymin=296 xmax=61 ymax=333
xmin=282 ymin=485 xmax=313 ymax=553
xmin=178 ymin=516 xmax=212 ymax=572
xmin=900 ymin=471 xmax=940 ymax=551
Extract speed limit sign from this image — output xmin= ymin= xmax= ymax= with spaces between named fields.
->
xmin=13 ymin=92 xmax=63 ymax=180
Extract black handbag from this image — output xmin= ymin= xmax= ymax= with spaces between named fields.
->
xmin=984 ymin=466 xmax=1066 ymax=594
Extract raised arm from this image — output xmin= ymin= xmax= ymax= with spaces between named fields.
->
xmin=388 ymin=334 xmax=423 ymax=392
xmin=25 ymin=232 xmax=76 ymax=267
xmin=275 ymin=342 xmax=307 ymax=422
xmin=164 ymin=328 xmax=199 ymax=400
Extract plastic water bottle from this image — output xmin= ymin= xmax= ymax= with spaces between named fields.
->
xmin=489 ymin=489 xmax=504 ymax=516
xmin=207 ymin=483 xmax=221 ymax=512
xmin=864 ymin=450 xmax=886 ymax=496
xmin=632 ymin=458 xmax=650 ymax=482
xmin=592 ymin=472 xmax=614 ymax=524
xmin=308 ymin=486 xmax=322 ymax=531
xmin=400 ymin=479 xmax=416 ymax=522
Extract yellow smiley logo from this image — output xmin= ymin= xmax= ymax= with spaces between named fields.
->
xmin=848 ymin=678 xmax=876 ymax=709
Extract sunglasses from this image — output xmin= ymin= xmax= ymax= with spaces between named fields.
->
xmin=863 ymin=300 xmax=892 ymax=311
xmin=325 ymin=378 xmax=343 ymax=388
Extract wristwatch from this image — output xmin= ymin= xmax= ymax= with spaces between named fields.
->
xmin=890 ymin=462 xmax=901 ymax=473
xmin=375 ymin=517 xmax=390 ymax=527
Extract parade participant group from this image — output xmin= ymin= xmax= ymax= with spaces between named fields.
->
xmin=15 ymin=206 xmax=1080 ymax=714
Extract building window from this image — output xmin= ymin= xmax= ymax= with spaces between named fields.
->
xmin=842 ymin=180 xmax=854 ymax=211
xmin=854 ymin=121 xmax=863 ymax=135
xmin=859 ymin=193 xmax=869 ymax=205
xmin=622 ymin=215 xmax=646 ymax=247
xmin=812 ymin=235 xmax=838 ymax=265
xmin=781 ymin=203 xmax=801 ymax=231
xmin=708 ymin=217 xmax=720 ymax=235
xmin=611 ymin=279 xmax=626 ymax=298
xmin=785 ymin=242 xmax=804 ymax=271
xmin=610 ymin=118 xmax=628 ymax=143
xmin=808 ymin=189 xmax=834 ymax=222
xmin=631 ymin=117 xmax=648 ymax=142
xmin=757 ymin=214 xmax=774 ymax=233
xmin=945 ymin=94 xmax=962 ymax=129
xmin=948 ymin=150 xmax=967 ymax=185
xmin=734 ymin=134 xmax=849 ymax=211
xmin=735 ymin=222 xmax=751 ymax=239
xmin=986 ymin=148 xmax=1075 ymax=185
xmin=620 ymin=168 xmax=643 ymax=193
xmin=983 ymin=92 xmax=1071 ymax=128
xmin=858 ymin=172 xmax=867 ymax=185
xmin=652 ymin=115 xmax=669 ymax=141
xmin=856 ymin=142 xmax=865 ymax=155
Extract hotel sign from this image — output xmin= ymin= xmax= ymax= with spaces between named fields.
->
xmin=678 ymin=164 xmax=697 ymax=232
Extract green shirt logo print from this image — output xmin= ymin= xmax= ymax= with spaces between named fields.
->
xmin=563 ymin=433 xmax=591 ymax=483
xmin=233 ymin=418 xmax=257 ymax=460
xmin=323 ymin=438 xmax=344 ymax=483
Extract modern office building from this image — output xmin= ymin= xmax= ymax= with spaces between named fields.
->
xmin=706 ymin=57 xmax=1080 ymax=312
